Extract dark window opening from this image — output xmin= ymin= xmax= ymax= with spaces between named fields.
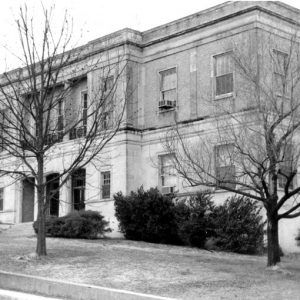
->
xmin=72 ymin=169 xmax=86 ymax=211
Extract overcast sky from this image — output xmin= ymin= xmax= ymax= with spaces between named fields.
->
xmin=1 ymin=0 xmax=300 ymax=72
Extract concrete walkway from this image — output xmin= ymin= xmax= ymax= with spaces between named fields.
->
xmin=0 ymin=289 xmax=62 ymax=300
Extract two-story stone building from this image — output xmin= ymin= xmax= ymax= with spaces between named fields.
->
xmin=1 ymin=1 xmax=300 ymax=252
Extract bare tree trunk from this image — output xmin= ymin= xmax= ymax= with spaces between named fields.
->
xmin=36 ymin=156 xmax=47 ymax=256
xmin=266 ymin=212 xmax=280 ymax=266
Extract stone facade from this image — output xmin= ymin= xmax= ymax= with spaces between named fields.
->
xmin=0 ymin=1 xmax=300 ymax=252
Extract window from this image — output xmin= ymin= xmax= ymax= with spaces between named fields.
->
xmin=57 ymin=98 xmax=64 ymax=133
xmin=103 ymin=76 xmax=114 ymax=94
xmin=273 ymin=50 xmax=288 ymax=95
xmin=160 ymin=154 xmax=177 ymax=192
xmin=159 ymin=68 xmax=177 ymax=110
xmin=101 ymin=76 xmax=114 ymax=130
xmin=101 ymin=171 xmax=111 ymax=199
xmin=214 ymin=53 xmax=233 ymax=97
xmin=71 ymin=169 xmax=86 ymax=211
xmin=45 ymin=98 xmax=64 ymax=145
xmin=82 ymin=91 xmax=88 ymax=128
xmin=69 ymin=91 xmax=87 ymax=140
xmin=279 ymin=144 xmax=295 ymax=189
xmin=0 ymin=111 xmax=5 ymax=152
xmin=215 ymin=144 xmax=236 ymax=189
xmin=0 ymin=188 xmax=3 ymax=211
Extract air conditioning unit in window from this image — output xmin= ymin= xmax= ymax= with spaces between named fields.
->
xmin=161 ymin=186 xmax=175 ymax=195
xmin=158 ymin=100 xmax=176 ymax=109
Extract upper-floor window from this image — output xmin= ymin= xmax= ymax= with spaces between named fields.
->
xmin=0 ymin=110 xmax=5 ymax=153
xmin=160 ymin=154 xmax=177 ymax=194
xmin=69 ymin=90 xmax=87 ymax=140
xmin=101 ymin=171 xmax=111 ymax=199
xmin=103 ymin=76 xmax=114 ymax=94
xmin=278 ymin=143 xmax=295 ymax=189
xmin=0 ymin=188 xmax=3 ymax=211
xmin=101 ymin=76 xmax=114 ymax=130
xmin=82 ymin=91 xmax=88 ymax=128
xmin=45 ymin=98 xmax=64 ymax=145
xmin=273 ymin=50 xmax=288 ymax=95
xmin=159 ymin=68 xmax=177 ymax=110
xmin=215 ymin=143 xmax=236 ymax=189
xmin=214 ymin=52 xmax=233 ymax=97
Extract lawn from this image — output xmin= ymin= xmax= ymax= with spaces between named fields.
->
xmin=0 ymin=224 xmax=300 ymax=300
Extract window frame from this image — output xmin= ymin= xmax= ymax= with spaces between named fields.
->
xmin=0 ymin=187 xmax=4 ymax=211
xmin=81 ymin=90 xmax=88 ymax=128
xmin=273 ymin=49 xmax=289 ymax=97
xmin=158 ymin=66 xmax=178 ymax=112
xmin=101 ymin=171 xmax=111 ymax=199
xmin=278 ymin=143 xmax=296 ymax=190
xmin=101 ymin=76 xmax=115 ymax=130
xmin=71 ymin=168 xmax=86 ymax=211
xmin=214 ymin=143 xmax=236 ymax=190
xmin=212 ymin=51 xmax=234 ymax=100
xmin=159 ymin=153 xmax=177 ymax=189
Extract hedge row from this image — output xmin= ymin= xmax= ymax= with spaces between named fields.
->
xmin=114 ymin=187 xmax=265 ymax=254
xmin=33 ymin=210 xmax=111 ymax=239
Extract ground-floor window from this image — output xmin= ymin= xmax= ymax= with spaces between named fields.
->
xmin=160 ymin=154 xmax=177 ymax=194
xmin=72 ymin=169 xmax=86 ymax=211
xmin=0 ymin=188 xmax=3 ymax=211
xmin=46 ymin=173 xmax=60 ymax=216
xmin=101 ymin=171 xmax=111 ymax=199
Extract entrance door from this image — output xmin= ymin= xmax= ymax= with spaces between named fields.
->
xmin=22 ymin=178 xmax=34 ymax=222
xmin=46 ymin=173 xmax=60 ymax=216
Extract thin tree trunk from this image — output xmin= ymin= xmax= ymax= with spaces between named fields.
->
xmin=36 ymin=200 xmax=47 ymax=256
xmin=266 ymin=214 xmax=280 ymax=266
xmin=36 ymin=156 xmax=47 ymax=256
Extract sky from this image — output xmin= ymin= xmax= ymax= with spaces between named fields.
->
xmin=0 ymin=0 xmax=300 ymax=72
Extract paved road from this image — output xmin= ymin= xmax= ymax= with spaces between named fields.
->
xmin=0 ymin=289 xmax=63 ymax=300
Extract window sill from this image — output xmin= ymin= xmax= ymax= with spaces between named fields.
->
xmin=158 ymin=107 xmax=176 ymax=114
xmin=214 ymin=92 xmax=234 ymax=101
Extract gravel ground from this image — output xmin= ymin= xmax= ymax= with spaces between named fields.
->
xmin=0 ymin=223 xmax=300 ymax=299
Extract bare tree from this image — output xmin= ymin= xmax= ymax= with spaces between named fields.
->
xmin=164 ymin=31 xmax=300 ymax=266
xmin=0 ymin=6 xmax=128 ymax=256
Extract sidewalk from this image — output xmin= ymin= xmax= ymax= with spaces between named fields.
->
xmin=0 ymin=289 xmax=62 ymax=300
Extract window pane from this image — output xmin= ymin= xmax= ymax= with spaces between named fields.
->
xmin=102 ymin=171 xmax=111 ymax=199
xmin=160 ymin=68 xmax=176 ymax=91
xmin=274 ymin=51 xmax=287 ymax=75
xmin=215 ymin=54 xmax=232 ymax=76
xmin=162 ymin=89 xmax=176 ymax=101
xmin=0 ymin=188 xmax=3 ymax=211
xmin=161 ymin=154 xmax=176 ymax=187
xmin=216 ymin=165 xmax=236 ymax=189
xmin=215 ymin=144 xmax=235 ymax=189
xmin=279 ymin=144 xmax=294 ymax=189
xmin=216 ymin=74 xmax=233 ymax=96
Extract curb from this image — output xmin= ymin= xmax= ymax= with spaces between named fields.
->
xmin=0 ymin=271 xmax=175 ymax=300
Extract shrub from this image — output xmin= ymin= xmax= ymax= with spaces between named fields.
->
xmin=33 ymin=210 xmax=111 ymax=239
xmin=114 ymin=187 xmax=181 ymax=244
xmin=175 ymin=191 xmax=215 ymax=248
xmin=211 ymin=196 xmax=265 ymax=254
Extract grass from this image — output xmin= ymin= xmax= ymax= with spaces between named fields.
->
xmin=0 ymin=224 xmax=300 ymax=299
